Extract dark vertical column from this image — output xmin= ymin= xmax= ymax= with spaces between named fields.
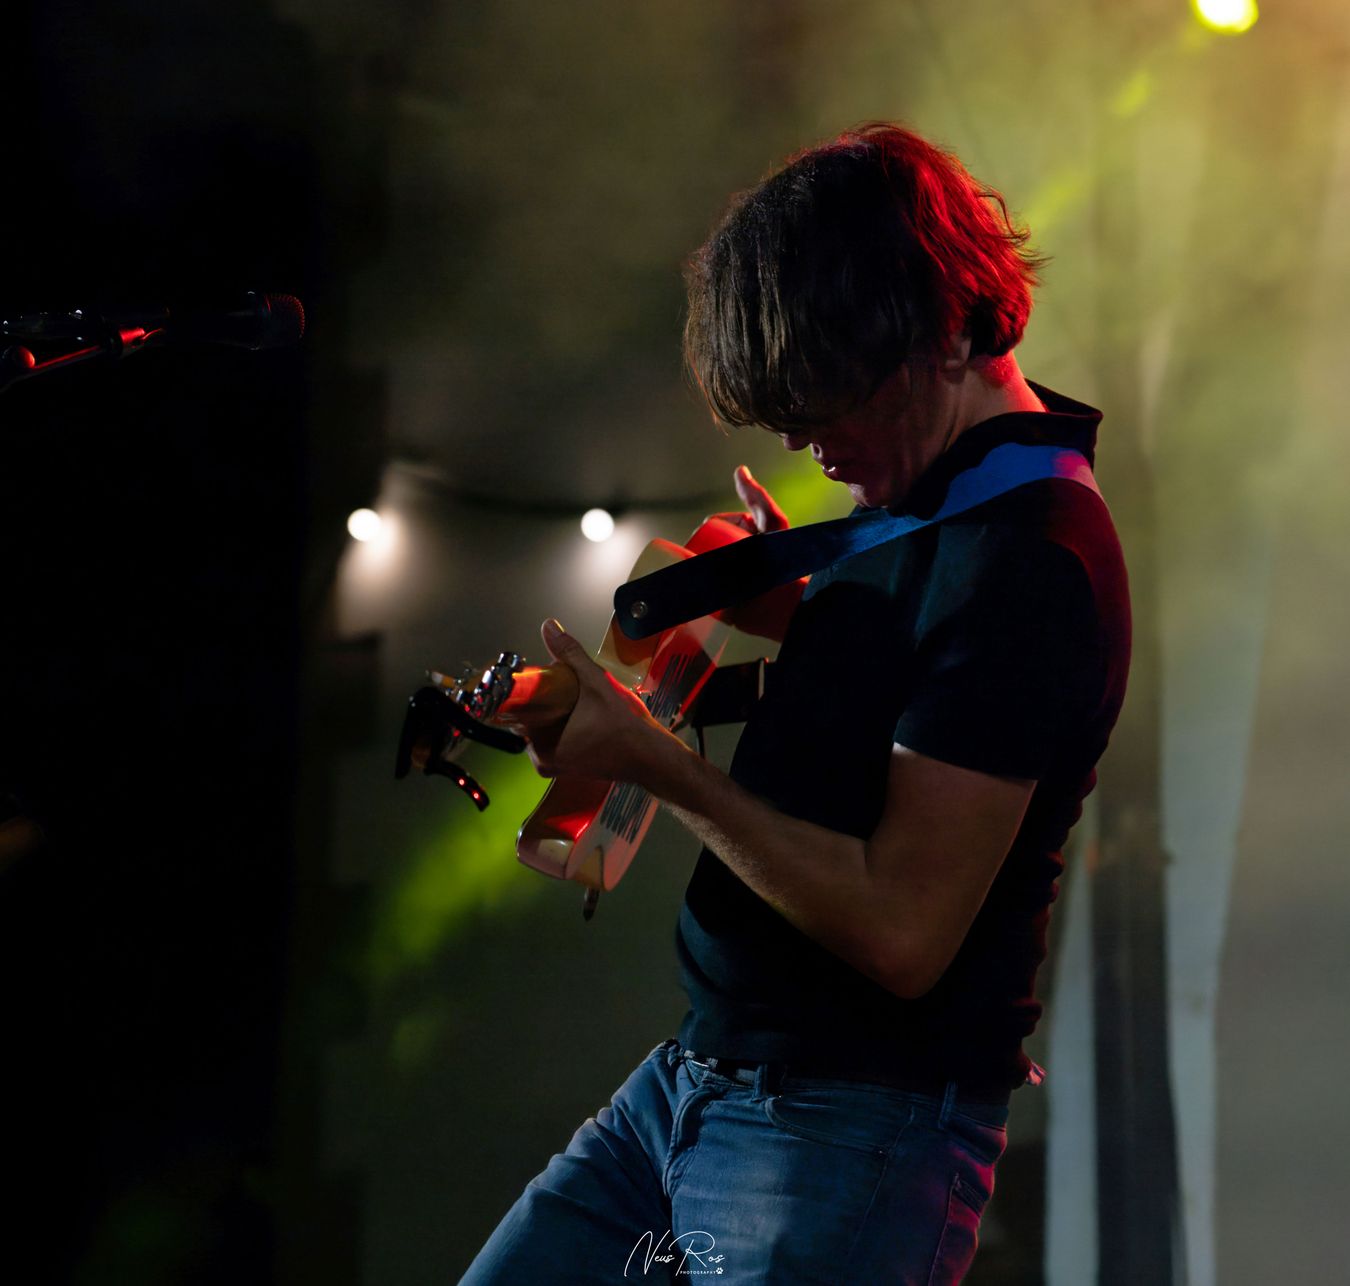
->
xmin=0 ymin=7 xmax=324 ymax=1283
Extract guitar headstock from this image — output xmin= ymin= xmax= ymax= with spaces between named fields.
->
xmin=394 ymin=653 xmax=529 ymax=811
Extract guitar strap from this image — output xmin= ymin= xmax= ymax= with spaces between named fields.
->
xmin=613 ymin=442 xmax=1101 ymax=641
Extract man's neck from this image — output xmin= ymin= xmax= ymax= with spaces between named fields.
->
xmin=945 ymin=354 xmax=1043 ymax=450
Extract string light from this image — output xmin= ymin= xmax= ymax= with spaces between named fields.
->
xmin=347 ymin=508 xmax=383 ymax=542
xmin=580 ymin=508 xmax=615 ymax=542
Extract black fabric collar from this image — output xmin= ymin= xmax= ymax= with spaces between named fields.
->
xmin=894 ymin=381 xmax=1102 ymax=519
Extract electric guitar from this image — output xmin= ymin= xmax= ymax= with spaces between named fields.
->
xmin=394 ymin=515 xmax=800 ymax=918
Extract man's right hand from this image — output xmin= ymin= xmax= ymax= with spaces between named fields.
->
xmin=714 ymin=465 xmax=790 ymax=535
xmin=712 ymin=466 xmax=801 ymax=641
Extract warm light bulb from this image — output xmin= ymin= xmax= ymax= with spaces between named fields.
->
xmin=580 ymin=508 xmax=615 ymax=542
xmin=1193 ymin=0 xmax=1258 ymax=34
xmin=347 ymin=507 xmax=383 ymax=542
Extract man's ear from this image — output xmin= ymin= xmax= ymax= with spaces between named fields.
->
xmin=939 ymin=331 xmax=973 ymax=373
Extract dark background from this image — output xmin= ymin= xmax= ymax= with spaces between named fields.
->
xmin=1 ymin=6 xmax=340 ymax=1281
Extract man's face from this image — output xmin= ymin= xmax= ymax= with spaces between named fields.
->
xmin=775 ymin=363 xmax=953 ymax=510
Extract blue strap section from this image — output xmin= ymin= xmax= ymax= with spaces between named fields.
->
xmin=894 ymin=441 xmax=1097 ymax=529
xmin=613 ymin=444 xmax=1099 ymax=641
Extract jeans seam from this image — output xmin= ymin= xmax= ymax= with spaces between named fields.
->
xmin=925 ymin=1173 xmax=978 ymax=1286
xmin=836 ymin=1108 xmax=913 ymax=1285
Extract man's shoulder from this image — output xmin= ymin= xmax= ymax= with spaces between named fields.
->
xmin=909 ymin=480 xmax=1128 ymax=655
xmin=934 ymin=472 xmax=1121 ymax=581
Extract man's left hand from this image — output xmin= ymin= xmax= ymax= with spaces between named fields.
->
xmin=525 ymin=618 xmax=674 ymax=783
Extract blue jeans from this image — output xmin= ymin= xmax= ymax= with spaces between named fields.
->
xmin=461 ymin=1039 xmax=1009 ymax=1284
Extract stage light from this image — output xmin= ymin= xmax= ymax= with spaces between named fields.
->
xmin=1193 ymin=0 xmax=1258 ymax=34
xmin=347 ymin=507 xmax=384 ymax=542
xmin=580 ymin=508 xmax=615 ymax=542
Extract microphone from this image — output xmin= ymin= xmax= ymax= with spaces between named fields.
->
xmin=169 ymin=291 xmax=306 ymax=350
xmin=1 ymin=291 xmax=306 ymax=352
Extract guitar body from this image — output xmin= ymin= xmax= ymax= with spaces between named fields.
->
xmin=506 ymin=516 xmax=751 ymax=892
xmin=397 ymin=514 xmax=802 ymax=909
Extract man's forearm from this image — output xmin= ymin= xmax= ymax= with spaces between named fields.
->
xmin=529 ymin=621 xmax=1022 ymax=998
xmin=637 ymin=728 xmax=908 ymax=993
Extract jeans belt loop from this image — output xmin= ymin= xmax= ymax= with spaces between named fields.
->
xmin=752 ymin=1061 xmax=785 ymax=1098
xmin=938 ymin=1079 xmax=959 ymax=1127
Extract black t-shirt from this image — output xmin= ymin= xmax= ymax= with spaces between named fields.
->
xmin=674 ymin=385 xmax=1131 ymax=1093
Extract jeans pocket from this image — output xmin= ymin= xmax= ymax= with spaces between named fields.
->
xmin=925 ymin=1173 xmax=986 ymax=1285
xmin=939 ymin=1110 xmax=1008 ymax=1169
xmin=764 ymin=1085 xmax=913 ymax=1154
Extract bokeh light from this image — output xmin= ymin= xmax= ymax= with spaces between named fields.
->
xmin=1192 ymin=0 xmax=1258 ymax=34
xmin=347 ymin=507 xmax=383 ymax=542
xmin=580 ymin=507 xmax=615 ymax=542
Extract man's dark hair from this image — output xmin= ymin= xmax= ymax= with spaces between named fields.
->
xmin=683 ymin=123 xmax=1045 ymax=432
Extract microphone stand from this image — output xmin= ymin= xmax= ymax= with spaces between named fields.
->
xmin=0 ymin=309 xmax=164 ymax=393
xmin=0 ymin=293 xmax=304 ymax=394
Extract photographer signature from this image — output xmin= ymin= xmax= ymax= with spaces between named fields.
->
xmin=625 ymin=1229 xmax=726 ymax=1277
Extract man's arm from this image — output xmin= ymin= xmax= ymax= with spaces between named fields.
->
xmin=529 ymin=620 xmax=1034 ymax=1000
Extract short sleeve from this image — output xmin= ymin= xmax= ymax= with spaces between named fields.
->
xmin=892 ymin=531 xmax=1098 ymax=779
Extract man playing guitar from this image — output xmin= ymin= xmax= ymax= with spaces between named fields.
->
xmin=463 ymin=123 xmax=1130 ymax=1285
